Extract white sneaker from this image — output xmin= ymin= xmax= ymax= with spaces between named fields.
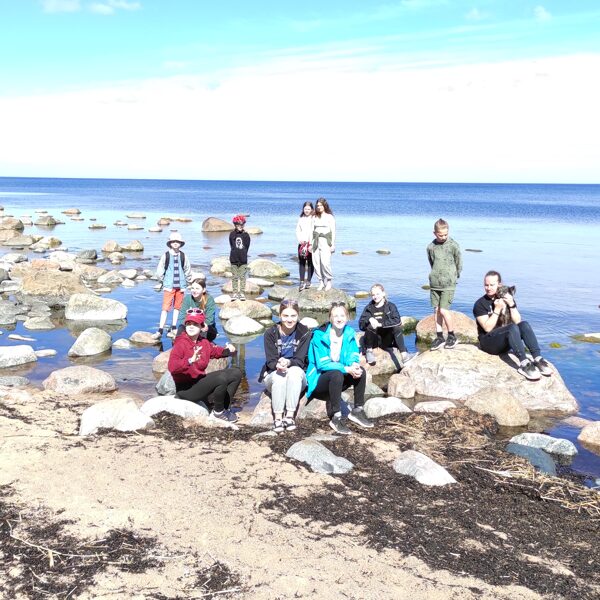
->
xmin=317 ymin=282 xmax=325 ymax=291
xmin=324 ymin=280 xmax=332 ymax=291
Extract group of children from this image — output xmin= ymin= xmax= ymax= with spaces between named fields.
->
xmin=158 ymin=210 xmax=554 ymax=428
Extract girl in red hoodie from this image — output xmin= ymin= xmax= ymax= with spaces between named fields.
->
xmin=168 ymin=310 xmax=241 ymax=423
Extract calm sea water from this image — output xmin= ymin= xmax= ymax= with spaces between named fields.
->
xmin=1 ymin=177 xmax=599 ymax=478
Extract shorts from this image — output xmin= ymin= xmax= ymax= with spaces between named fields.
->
xmin=161 ymin=288 xmax=184 ymax=311
xmin=430 ymin=289 xmax=455 ymax=309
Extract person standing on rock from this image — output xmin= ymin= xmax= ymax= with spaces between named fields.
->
xmin=473 ymin=270 xmax=553 ymax=381
xmin=168 ymin=310 xmax=241 ymax=422
xmin=259 ymin=300 xmax=312 ymax=433
xmin=358 ymin=283 xmax=415 ymax=367
xmin=312 ymin=198 xmax=336 ymax=291
xmin=229 ymin=215 xmax=251 ymax=301
xmin=176 ymin=276 xmax=218 ymax=341
xmin=427 ymin=218 xmax=462 ymax=350
xmin=306 ymin=302 xmax=373 ymax=434
xmin=296 ymin=201 xmax=314 ymax=291
xmin=153 ymin=232 xmax=193 ymax=340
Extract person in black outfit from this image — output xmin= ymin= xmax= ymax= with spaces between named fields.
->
xmin=229 ymin=214 xmax=251 ymax=301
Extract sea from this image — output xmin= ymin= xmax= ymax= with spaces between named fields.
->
xmin=1 ymin=177 xmax=599 ymax=480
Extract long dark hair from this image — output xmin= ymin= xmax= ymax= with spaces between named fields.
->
xmin=299 ymin=201 xmax=314 ymax=217
xmin=315 ymin=197 xmax=333 ymax=217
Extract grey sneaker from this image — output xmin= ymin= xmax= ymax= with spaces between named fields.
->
xmin=534 ymin=357 xmax=553 ymax=377
xmin=399 ymin=351 xmax=416 ymax=367
xmin=211 ymin=409 xmax=239 ymax=423
xmin=444 ymin=334 xmax=458 ymax=349
xmin=304 ymin=280 xmax=311 ymax=288
xmin=348 ymin=407 xmax=374 ymax=429
xmin=517 ymin=360 xmax=541 ymax=381
xmin=329 ymin=414 xmax=352 ymax=435
xmin=298 ymin=281 xmax=305 ymax=291
xmin=430 ymin=337 xmax=445 ymax=351
xmin=365 ymin=348 xmax=377 ymax=365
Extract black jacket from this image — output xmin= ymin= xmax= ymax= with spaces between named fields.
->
xmin=258 ymin=322 xmax=312 ymax=382
xmin=229 ymin=231 xmax=251 ymax=265
xmin=358 ymin=300 xmax=402 ymax=331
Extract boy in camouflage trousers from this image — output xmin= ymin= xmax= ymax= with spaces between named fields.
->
xmin=427 ymin=218 xmax=462 ymax=350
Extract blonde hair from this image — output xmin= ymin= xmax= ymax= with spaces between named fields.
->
xmin=370 ymin=283 xmax=386 ymax=296
xmin=328 ymin=302 xmax=350 ymax=320
xmin=434 ymin=218 xmax=449 ymax=232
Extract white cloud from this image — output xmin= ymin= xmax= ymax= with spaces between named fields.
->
xmin=465 ymin=8 xmax=485 ymax=22
xmin=534 ymin=5 xmax=552 ymax=22
xmin=1 ymin=54 xmax=598 ymax=182
xmin=88 ymin=0 xmax=141 ymax=15
xmin=41 ymin=0 xmax=81 ymax=13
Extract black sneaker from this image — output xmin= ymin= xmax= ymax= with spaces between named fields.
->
xmin=517 ymin=360 xmax=541 ymax=381
xmin=430 ymin=337 xmax=445 ymax=351
xmin=329 ymin=414 xmax=352 ymax=435
xmin=534 ymin=357 xmax=553 ymax=377
xmin=348 ymin=407 xmax=374 ymax=429
xmin=444 ymin=334 xmax=458 ymax=349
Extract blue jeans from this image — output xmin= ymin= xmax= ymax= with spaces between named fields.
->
xmin=479 ymin=321 xmax=540 ymax=362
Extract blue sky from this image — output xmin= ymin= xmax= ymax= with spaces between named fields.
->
xmin=1 ymin=1 xmax=599 ymax=181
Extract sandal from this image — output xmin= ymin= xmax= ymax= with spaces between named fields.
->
xmin=272 ymin=419 xmax=285 ymax=433
xmin=282 ymin=416 xmax=296 ymax=431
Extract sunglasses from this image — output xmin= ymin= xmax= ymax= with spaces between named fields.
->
xmin=280 ymin=299 xmax=299 ymax=308
xmin=330 ymin=301 xmax=347 ymax=308
xmin=186 ymin=308 xmax=204 ymax=315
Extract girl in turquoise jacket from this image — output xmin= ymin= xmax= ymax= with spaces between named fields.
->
xmin=306 ymin=303 xmax=374 ymax=434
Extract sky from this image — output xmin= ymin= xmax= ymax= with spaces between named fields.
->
xmin=0 ymin=0 xmax=599 ymax=183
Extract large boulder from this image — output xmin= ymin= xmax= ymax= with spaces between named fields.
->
xmin=464 ymin=388 xmax=530 ymax=427
xmin=0 ymin=345 xmax=37 ymax=369
xmin=577 ymin=422 xmax=600 ymax=449
xmin=0 ymin=217 xmax=24 ymax=232
xmin=3 ymin=234 xmax=35 ymax=247
xmin=219 ymin=300 xmax=272 ymax=320
xmin=102 ymin=240 xmax=122 ymax=253
xmin=286 ymin=439 xmax=354 ymax=474
xmin=210 ymin=256 xmax=231 ymax=274
xmin=393 ymin=450 xmax=457 ymax=486
xmin=121 ymin=240 xmax=144 ymax=252
xmin=249 ymin=392 xmax=274 ymax=427
xmin=363 ymin=396 xmax=412 ymax=419
xmin=387 ymin=345 xmax=577 ymax=414
xmin=35 ymin=215 xmax=58 ymax=227
xmin=79 ymin=396 xmax=154 ymax=436
xmin=140 ymin=395 xmax=209 ymax=418
xmin=223 ymin=315 xmax=264 ymax=336
xmin=248 ymin=259 xmax=289 ymax=278
xmin=43 ymin=366 xmax=117 ymax=395
xmin=65 ymin=293 xmax=128 ymax=321
xmin=17 ymin=270 xmax=88 ymax=305
xmin=202 ymin=217 xmax=234 ymax=232
xmin=155 ymin=371 xmax=176 ymax=395
xmin=267 ymin=286 xmax=356 ymax=312
xmin=68 ymin=327 xmax=112 ymax=357
xmin=416 ymin=311 xmax=478 ymax=344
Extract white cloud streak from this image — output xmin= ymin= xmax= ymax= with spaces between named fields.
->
xmin=41 ymin=0 xmax=81 ymax=13
xmin=1 ymin=54 xmax=598 ymax=183
xmin=534 ymin=6 xmax=552 ymax=22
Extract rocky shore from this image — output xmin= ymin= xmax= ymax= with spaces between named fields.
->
xmin=1 ymin=209 xmax=600 ymax=599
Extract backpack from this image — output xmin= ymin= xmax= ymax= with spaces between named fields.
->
xmin=163 ymin=251 xmax=186 ymax=272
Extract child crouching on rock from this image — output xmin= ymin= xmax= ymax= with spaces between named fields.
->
xmin=259 ymin=300 xmax=312 ymax=433
xmin=358 ymin=283 xmax=415 ymax=368
xmin=168 ymin=310 xmax=242 ymax=423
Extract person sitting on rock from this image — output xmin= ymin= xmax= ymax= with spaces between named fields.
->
xmin=306 ymin=302 xmax=373 ymax=434
xmin=175 ymin=275 xmax=218 ymax=341
xmin=358 ymin=283 xmax=415 ymax=367
xmin=168 ymin=310 xmax=242 ymax=422
xmin=259 ymin=300 xmax=312 ymax=433
xmin=473 ymin=270 xmax=553 ymax=381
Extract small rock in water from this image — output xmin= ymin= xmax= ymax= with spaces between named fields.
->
xmin=35 ymin=349 xmax=57 ymax=358
xmin=550 ymin=342 xmax=562 ymax=348
xmin=127 ymin=213 xmax=146 ymax=219
xmin=130 ymin=331 xmax=161 ymax=345
xmin=465 ymin=248 xmax=483 ymax=253
xmin=113 ymin=338 xmax=132 ymax=349
xmin=354 ymin=291 xmax=370 ymax=298
xmin=421 ymin=284 xmax=430 ymax=290
xmin=8 ymin=334 xmax=36 ymax=342
xmin=376 ymin=249 xmax=391 ymax=255
xmin=572 ymin=332 xmax=600 ymax=343
xmin=341 ymin=249 xmax=358 ymax=255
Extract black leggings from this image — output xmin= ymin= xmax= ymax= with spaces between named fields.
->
xmin=364 ymin=325 xmax=407 ymax=353
xmin=309 ymin=368 xmax=366 ymax=418
xmin=175 ymin=368 xmax=242 ymax=412
xmin=479 ymin=321 xmax=540 ymax=362
xmin=298 ymin=245 xmax=314 ymax=282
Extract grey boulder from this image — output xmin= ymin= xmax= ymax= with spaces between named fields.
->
xmin=286 ymin=439 xmax=354 ymax=474
xmin=68 ymin=327 xmax=112 ymax=357
xmin=393 ymin=450 xmax=457 ymax=486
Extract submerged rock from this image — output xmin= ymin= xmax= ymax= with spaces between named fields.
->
xmin=509 ymin=432 xmax=577 ymax=457
xmin=506 ymin=443 xmax=556 ymax=476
